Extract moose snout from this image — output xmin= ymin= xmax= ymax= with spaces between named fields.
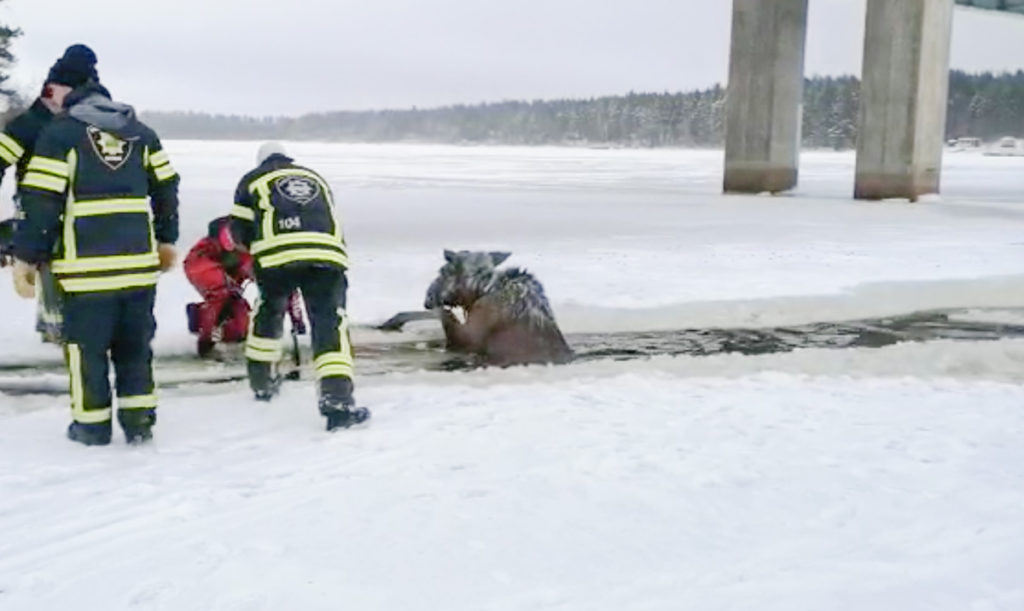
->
xmin=424 ymin=279 xmax=441 ymax=310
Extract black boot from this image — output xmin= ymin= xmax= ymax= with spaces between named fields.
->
xmin=323 ymin=405 xmax=371 ymax=431
xmin=319 ymin=382 xmax=370 ymax=431
xmin=118 ymin=409 xmax=156 ymax=445
xmin=67 ymin=421 xmax=112 ymax=446
xmin=248 ymin=361 xmax=281 ymax=401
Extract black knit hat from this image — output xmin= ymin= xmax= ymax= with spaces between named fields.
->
xmin=46 ymin=44 xmax=98 ymax=88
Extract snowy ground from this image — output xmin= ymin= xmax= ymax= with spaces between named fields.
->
xmin=1 ymin=144 xmax=1024 ymax=610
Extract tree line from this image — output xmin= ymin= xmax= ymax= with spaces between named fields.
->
xmin=136 ymin=71 xmax=1024 ymax=150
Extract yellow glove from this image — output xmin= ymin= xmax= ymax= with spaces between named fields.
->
xmin=157 ymin=243 xmax=177 ymax=272
xmin=12 ymin=259 xmax=36 ymax=299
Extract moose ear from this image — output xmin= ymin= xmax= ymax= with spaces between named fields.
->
xmin=489 ymin=251 xmax=511 ymax=266
xmin=443 ymin=249 xmax=457 ymax=262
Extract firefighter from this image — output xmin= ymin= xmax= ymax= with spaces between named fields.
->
xmin=183 ymin=216 xmax=254 ymax=358
xmin=11 ymin=80 xmax=179 ymax=446
xmin=230 ymin=142 xmax=369 ymax=431
xmin=0 ymin=45 xmax=97 ymax=189
xmin=2 ymin=44 xmax=100 ymax=344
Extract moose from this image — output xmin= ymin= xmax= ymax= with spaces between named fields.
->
xmin=423 ymin=250 xmax=573 ymax=367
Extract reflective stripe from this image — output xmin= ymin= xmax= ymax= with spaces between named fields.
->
xmin=231 ymin=204 xmax=255 ymax=221
xmin=254 ymin=182 xmax=275 ymax=243
xmin=68 ymin=344 xmax=112 ymax=424
xmin=338 ymin=308 xmax=352 ymax=368
xmin=63 ymin=150 xmax=79 ymax=260
xmin=258 ymin=248 xmax=349 ymax=269
xmin=245 ymin=331 xmax=282 ymax=362
xmin=0 ymin=133 xmax=25 ymax=158
xmin=153 ymin=163 xmax=176 ymax=182
xmin=52 ymin=253 xmax=159 ymax=274
xmin=27 ymin=156 xmax=69 ymax=177
xmin=119 ymin=394 xmax=157 ymax=409
xmin=251 ymin=232 xmax=345 ymax=255
xmin=313 ymin=311 xmax=354 ymax=380
xmin=74 ymin=407 xmax=112 ymax=424
xmin=245 ymin=344 xmax=282 ymax=362
xmin=314 ymin=353 xmax=354 ymax=370
xmin=248 ymin=168 xmax=331 ymax=195
xmin=59 ymin=271 xmax=159 ymax=293
xmin=21 ymin=172 xmax=67 ymax=193
xmin=247 ymin=334 xmax=281 ymax=352
xmin=68 ymin=343 xmax=84 ymax=415
xmin=71 ymin=198 xmax=150 ymax=216
xmin=0 ymin=143 xmax=18 ymax=164
xmin=149 ymin=150 xmax=170 ymax=167
xmin=315 ymin=364 xmax=354 ymax=379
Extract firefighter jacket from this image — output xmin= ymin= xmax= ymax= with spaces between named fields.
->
xmin=229 ymin=153 xmax=348 ymax=271
xmin=0 ymin=98 xmax=54 ymax=189
xmin=12 ymin=84 xmax=180 ymax=293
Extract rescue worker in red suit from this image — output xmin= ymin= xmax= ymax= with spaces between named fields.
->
xmin=184 ymin=217 xmax=253 ymax=357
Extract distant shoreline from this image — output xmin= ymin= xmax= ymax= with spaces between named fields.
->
xmin=135 ymin=70 xmax=1024 ymax=150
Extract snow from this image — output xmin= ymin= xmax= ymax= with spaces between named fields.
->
xmin=2 ymin=370 xmax=1023 ymax=610
xmin=2 ymin=144 xmax=1024 ymax=609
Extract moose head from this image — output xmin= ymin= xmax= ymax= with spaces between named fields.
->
xmin=423 ymin=249 xmax=512 ymax=310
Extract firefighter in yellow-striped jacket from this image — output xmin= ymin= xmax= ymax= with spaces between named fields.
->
xmin=11 ymin=81 xmax=179 ymax=446
xmin=230 ymin=142 xmax=369 ymax=432
xmin=1 ymin=44 xmax=102 ymax=344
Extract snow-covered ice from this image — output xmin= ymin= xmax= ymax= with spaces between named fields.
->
xmin=1 ymin=144 xmax=1024 ymax=610
xmin=3 ymin=372 xmax=1024 ymax=610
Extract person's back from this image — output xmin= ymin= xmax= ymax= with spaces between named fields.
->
xmin=231 ymin=145 xmax=347 ymax=272
xmin=17 ymin=83 xmax=177 ymax=290
xmin=231 ymin=142 xmax=367 ymax=431
xmin=13 ymin=81 xmax=179 ymax=445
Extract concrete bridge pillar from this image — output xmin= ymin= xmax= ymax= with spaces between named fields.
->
xmin=854 ymin=0 xmax=954 ymax=201
xmin=723 ymin=0 xmax=809 ymax=194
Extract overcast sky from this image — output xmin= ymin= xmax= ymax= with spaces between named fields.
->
xmin=3 ymin=0 xmax=1024 ymax=116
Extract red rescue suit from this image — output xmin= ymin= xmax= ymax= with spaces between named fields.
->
xmin=184 ymin=219 xmax=253 ymax=355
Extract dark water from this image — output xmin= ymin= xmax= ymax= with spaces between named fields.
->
xmin=357 ymin=307 xmax=1024 ymax=373
xmin=3 ymin=307 xmax=1023 ymax=394
xmin=573 ymin=309 xmax=1024 ymax=359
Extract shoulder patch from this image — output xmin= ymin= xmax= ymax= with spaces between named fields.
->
xmin=274 ymin=175 xmax=320 ymax=204
xmin=87 ymin=126 xmax=133 ymax=170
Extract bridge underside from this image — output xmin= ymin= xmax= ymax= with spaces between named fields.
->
xmin=724 ymin=0 xmax=1015 ymax=201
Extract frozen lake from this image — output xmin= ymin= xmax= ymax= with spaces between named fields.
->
xmin=2 ymin=143 xmax=1023 ymax=610
xmin=4 ymin=143 xmax=1024 ymax=359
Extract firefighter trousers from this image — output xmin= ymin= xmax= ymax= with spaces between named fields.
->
xmin=63 ymin=287 xmax=157 ymax=430
xmin=246 ymin=263 xmax=354 ymax=407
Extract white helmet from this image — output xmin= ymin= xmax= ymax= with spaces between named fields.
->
xmin=256 ymin=141 xmax=288 ymax=165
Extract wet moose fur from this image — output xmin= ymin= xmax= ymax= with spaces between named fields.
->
xmin=424 ymin=250 xmax=573 ymax=367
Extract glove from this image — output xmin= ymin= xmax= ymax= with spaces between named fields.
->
xmin=158 ymin=243 xmax=177 ymax=272
xmin=221 ymin=250 xmax=242 ymax=274
xmin=12 ymin=259 xmax=36 ymax=299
